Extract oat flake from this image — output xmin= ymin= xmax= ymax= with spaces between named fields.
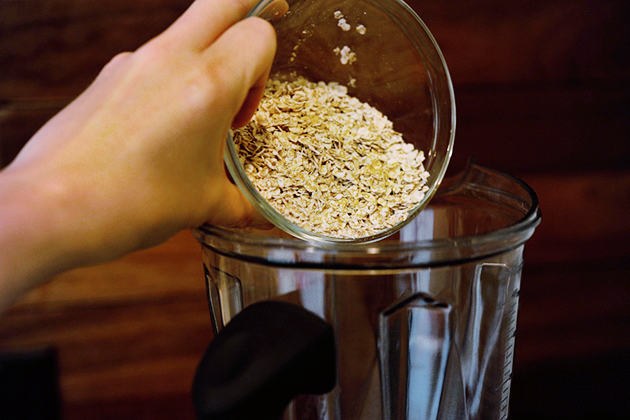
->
xmin=232 ymin=76 xmax=430 ymax=239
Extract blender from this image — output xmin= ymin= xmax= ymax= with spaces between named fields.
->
xmin=191 ymin=0 xmax=541 ymax=418
xmin=192 ymin=161 xmax=540 ymax=420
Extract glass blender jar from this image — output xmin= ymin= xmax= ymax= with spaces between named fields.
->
xmin=192 ymin=162 xmax=541 ymax=420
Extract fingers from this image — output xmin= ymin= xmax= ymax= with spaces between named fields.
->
xmin=164 ymin=0 xmax=263 ymax=52
xmin=203 ymin=16 xmax=276 ymax=122
xmin=156 ymin=1 xmax=279 ymax=230
xmin=231 ymin=65 xmax=269 ymax=128
xmin=199 ymin=18 xmax=276 ymax=228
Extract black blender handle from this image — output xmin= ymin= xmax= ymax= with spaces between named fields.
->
xmin=192 ymin=301 xmax=337 ymax=420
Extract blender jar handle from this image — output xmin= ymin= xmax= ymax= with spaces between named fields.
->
xmin=192 ymin=301 xmax=337 ymax=420
xmin=378 ymin=292 xmax=452 ymax=420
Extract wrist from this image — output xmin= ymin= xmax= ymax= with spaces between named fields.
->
xmin=0 ymin=166 xmax=96 ymax=308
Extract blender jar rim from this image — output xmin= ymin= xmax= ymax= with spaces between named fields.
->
xmin=193 ymin=162 xmax=541 ymax=266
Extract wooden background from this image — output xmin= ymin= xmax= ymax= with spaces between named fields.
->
xmin=1 ymin=0 xmax=629 ymax=419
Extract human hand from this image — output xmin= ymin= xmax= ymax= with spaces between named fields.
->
xmin=3 ymin=0 xmax=279 ymax=269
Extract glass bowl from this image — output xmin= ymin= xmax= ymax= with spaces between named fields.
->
xmin=223 ymin=0 xmax=455 ymax=243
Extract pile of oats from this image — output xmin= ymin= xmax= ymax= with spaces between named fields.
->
xmin=232 ymin=76 xmax=430 ymax=239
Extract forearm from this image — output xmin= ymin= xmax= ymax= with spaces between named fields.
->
xmin=0 ymin=0 xmax=277 ymax=311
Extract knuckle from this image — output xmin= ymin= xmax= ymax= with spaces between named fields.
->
xmin=98 ymin=51 xmax=132 ymax=77
xmin=239 ymin=16 xmax=277 ymax=47
xmin=185 ymin=67 xmax=230 ymax=116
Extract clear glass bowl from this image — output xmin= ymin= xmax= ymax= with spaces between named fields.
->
xmin=224 ymin=0 xmax=455 ymax=243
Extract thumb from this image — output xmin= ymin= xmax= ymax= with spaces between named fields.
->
xmin=203 ymin=181 xmax=272 ymax=229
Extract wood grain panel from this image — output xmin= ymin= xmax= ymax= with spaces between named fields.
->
xmin=517 ymin=262 xmax=630 ymax=368
xmin=1 ymin=0 xmax=629 ymax=418
xmin=448 ymin=83 xmax=630 ymax=175
xmin=2 ymin=0 xmax=628 ymax=99
xmin=522 ymin=170 xmax=630 ymax=264
xmin=1 ymin=0 xmax=191 ymax=99
xmin=409 ymin=0 xmax=630 ymax=84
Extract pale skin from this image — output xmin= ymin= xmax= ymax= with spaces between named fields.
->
xmin=0 ymin=0 xmax=286 ymax=311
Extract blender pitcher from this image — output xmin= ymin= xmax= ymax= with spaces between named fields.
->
xmin=192 ymin=161 xmax=541 ymax=420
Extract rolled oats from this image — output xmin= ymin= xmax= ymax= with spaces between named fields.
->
xmin=232 ymin=76 xmax=430 ymax=239
xmin=332 ymin=46 xmax=357 ymax=65
xmin=337 ymin=17 xmax=351 ymax=31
